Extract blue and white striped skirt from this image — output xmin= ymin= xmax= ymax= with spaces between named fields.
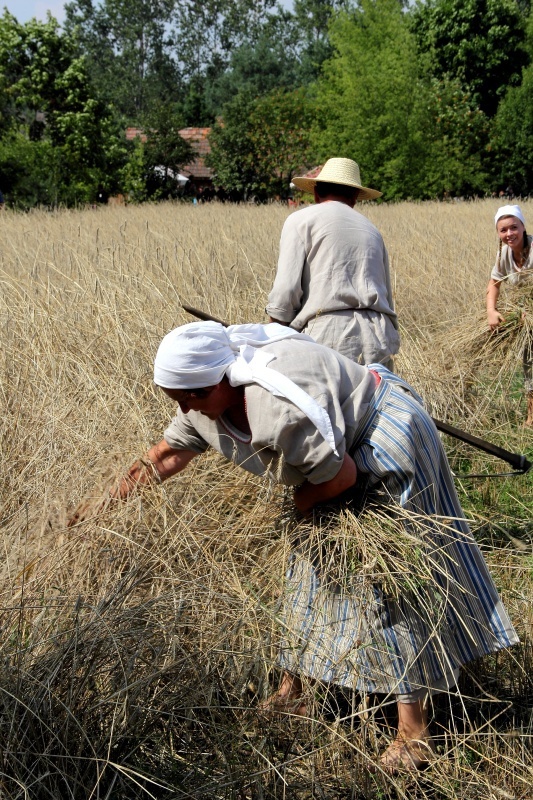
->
xmin=278 ymin=367 xmax=519 ymax=695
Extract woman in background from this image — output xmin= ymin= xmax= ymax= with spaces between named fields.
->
xmin=486 ymin=204 xmax=533 ymax=426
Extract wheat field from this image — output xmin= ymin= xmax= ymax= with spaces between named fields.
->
xmin=0 ymin=199 xmax=532 ymax=799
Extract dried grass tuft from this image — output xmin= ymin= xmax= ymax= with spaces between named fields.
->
xmin=446 ymin=283 xmax=533 ymax=381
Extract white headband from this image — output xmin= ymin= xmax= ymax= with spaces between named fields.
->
xmin=494 ymin=204 xmax=526 ymax=227
xmin=154 ymin=321 xmax=338 ymax=454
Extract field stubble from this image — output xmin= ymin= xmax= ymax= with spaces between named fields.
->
xmin=0 ymin=199 xmax=532 ymax=798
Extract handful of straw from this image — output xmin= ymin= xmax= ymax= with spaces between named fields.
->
xmin=282 ymin=501 xmax=458 ymax=601
xmin=445 ymin=282 xmax=533 ymax=374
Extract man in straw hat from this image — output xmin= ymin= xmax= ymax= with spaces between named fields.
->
xmin=266 ymin=157 xmax=400 ymax=368
xmin=70 ymin=320 xmax=518 ymax=774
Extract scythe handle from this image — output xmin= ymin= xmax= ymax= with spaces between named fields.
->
xmin=181 ymin=304 xmax=228 ymax=327
xmin=433 ymin=419 xmax=531 ymax=474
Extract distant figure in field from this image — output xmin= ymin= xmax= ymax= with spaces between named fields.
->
xmin=0 ymin=190 xmax=5 ymax=210
xmin=486 ymin=204 xmax=533 ymax=426
xmin=266 ymin=157 xmax=400 ymax=369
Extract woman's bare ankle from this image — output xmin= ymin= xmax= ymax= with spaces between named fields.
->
xmin=258 ymin=672 xmax=309 ymax=715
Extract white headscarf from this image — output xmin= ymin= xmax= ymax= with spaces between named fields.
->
xmin=154 ymin=321 xmax=338 ymax=454
xmin=495 ymin=204 xmax=526 ymax=227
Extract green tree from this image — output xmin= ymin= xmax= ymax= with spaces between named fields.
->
xmin=207 ymin=87 xmax=317 ymax=200
xmin=142 ymin=105 xmax=193 ymax=172
xmin=410 ymin=0 xmax=527 ymax=117
xmin=0 ymin=11 xmax=128 ymax=206
xmin=490 ymin=64 xmax=533 ymax=195
xmin=312 ymin=0 xmax=492 ymax=198
xmin=120 ymin=135 xmax=148 ymax=202
xmin=173 ymin=0 xmax=282 ymax=123
xmin=64 ymin=0 xmax=181 ymax=119
xmin=418 ymin=77 xmax=491 ymax=197
xmin=205 ymin=28 xmax=302 ymax=115
xmin=204 ymin=2 xmax=349 ymax=116
xmin=141 ymin=103 xmax=194 ymax=199
xmin=291 ymin=0 xmax=350 ymax=82
xmin=0 ymin=134 xmax=59 ymax=207
xmin=173 ymin=0 xmax=277 ymax=81
xmin=313 ymin=0 xmax=428 ymax=198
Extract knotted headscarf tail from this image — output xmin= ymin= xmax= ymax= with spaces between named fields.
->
xmin=154 ymin=321 xmax=339 ymax=454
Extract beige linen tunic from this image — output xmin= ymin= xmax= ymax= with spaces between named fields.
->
xmin=163 ymin=339 xmax=518 ymax=695
xmin=491 ymin=234 xmax=533 ymax=285
xmin=265 ymin=202 xmax=400 ymax=365
xmin=164 ymin=339 xmax=376 ymax=485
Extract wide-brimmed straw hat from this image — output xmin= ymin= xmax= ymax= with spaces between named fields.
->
xmin=292 ymin=157 xmax=382 ymax=201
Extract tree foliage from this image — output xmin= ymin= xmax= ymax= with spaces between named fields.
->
xmin=2 ymin=0 xmax=533 ymax=204
xmin=312 ymin=0 xmax=494 ymax=198
xmin=207 ymin=88 xmax=317 ymax=200
xmin=490 ymin=64 xmax=533 ymax=195
xmin=0 ymin=11 xmax=127 ymax=206
xmin=141 ymin=104 xmax=194 ymax=199
xmin=410 ymin=0 xmax=527 ymax=117
xmin=418 ymin=77 xmax=491 ymax=197
xmin=313 ymin=0 xmax=430 ymax=198
xmin=64 ymin=0 xmax=181 ymax=119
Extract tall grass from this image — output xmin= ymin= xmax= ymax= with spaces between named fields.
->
xmin=0 ymin=199 xmax=531 ymax=798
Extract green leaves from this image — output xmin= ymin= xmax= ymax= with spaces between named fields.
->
xmin=410 ymin=0 xmax=527 ymax=117
xmin=312 ymin=0 xmax=494 ymax=199
xmin=490 ymin=63 xmax=533 ymax=195
xmin=0 ymin=10 xmax=127 ymax=206
xmin=1 ymin=0 xmax=533 ymax=204
xmin=207 ymin=87 xmax=317 ymax=200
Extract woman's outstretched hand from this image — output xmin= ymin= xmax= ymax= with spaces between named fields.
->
xmin=67 ymin=441 xmax=198 ymax=527
xmin=67 ymin=459 xmax=158 ymax=527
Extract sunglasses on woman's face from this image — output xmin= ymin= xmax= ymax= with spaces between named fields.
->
xmin=164 ymin=386 xmax=216 ymax=402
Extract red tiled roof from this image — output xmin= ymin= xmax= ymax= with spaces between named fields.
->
xmin=126 ymin=127 xmax=147 ymax=143
xmin=178 ymin=127 xmax=212 ymax=180
xmin=125 ymin=126 xmax=213 ymax=181
xmin=299 ymin=165 xmax=322 ymax=179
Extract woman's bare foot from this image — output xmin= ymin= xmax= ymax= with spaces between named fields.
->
xmin=379 ymin=736 xmax=435 ymax=773
xmin=370 ymin=696 xmax=434 ymax=774
xmin=258 ymin=671 xmax=308 ymax=717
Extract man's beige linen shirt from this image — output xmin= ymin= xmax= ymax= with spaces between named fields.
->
xmin=265 ymin=202 xmax=399 ymax=363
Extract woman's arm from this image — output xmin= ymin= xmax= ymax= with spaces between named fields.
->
xmin=110 ymin=439 xmax=198 ymax=499
xmin=68 ymin=439 xmax=198 ymax=525
xmin=293 ymin=452 xmax=357 ymax=514
xmin=486 ymin=279 xmax=504 ymax=329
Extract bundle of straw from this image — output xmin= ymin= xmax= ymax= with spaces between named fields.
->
xmin=281 ymin=501 xmax=454 ymax=601
xmin=446 ymin=282 xmax=533 ymax=378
